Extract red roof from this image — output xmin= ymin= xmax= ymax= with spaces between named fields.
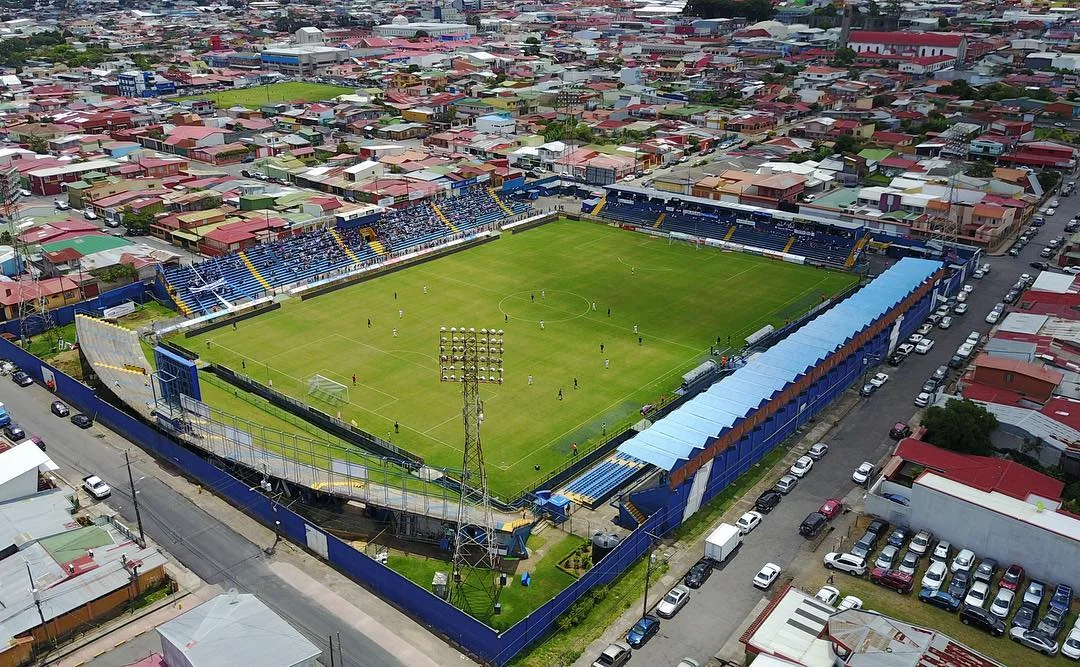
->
xmin=1040 ymin=397 xmax=1080 ymax=432
xmin=894 ymin=439 xmax=1064 ymax=502
xmin=849 ymin=31 xmax=965 ymax=48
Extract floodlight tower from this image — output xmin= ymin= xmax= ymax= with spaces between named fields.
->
xmin=0 ymin=167 xmax=51 ymax=342
xmin=438 ymin=326 xmax=505 ymax=610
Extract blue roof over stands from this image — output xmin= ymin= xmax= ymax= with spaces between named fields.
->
xmin=617 ymin=257 xmax=942 ymax=471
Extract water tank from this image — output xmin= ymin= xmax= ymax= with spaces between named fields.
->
xmin=591 ymin=531 xmax=621 ymax=563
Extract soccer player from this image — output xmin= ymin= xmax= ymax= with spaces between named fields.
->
xmin=604 ymin=358 xmax=609 ymax=369
xmin=558 ymin=389 xmax=563 ymax=400
xmin=528 ymin=374 xmax=534 ymax=385
xmin=352 ymin=374 xmax=357 ymax=385
xmin=540 ymin=320 xmax=545 ymax=330
xmin=423 ymin=285 xmax=428 ymax=294
xmin=633 ymin=324 xmax=638 ymax=334
xmin=592 ymin=302 xmax=596 ymax=311
xmin=573 ymin=377 xmax=578 ymax=389
xmin=600 ymin=342 xmax=605 ymax=353
xmin=392 ymin=328 xmax=398 ymax=337
xmin=398 ymin=309 xmax=403 ymax=319
xmin=541 ymin=290 xmax=545 ymax=299
xmin=638 ymin=336 xmax=643 ymax=345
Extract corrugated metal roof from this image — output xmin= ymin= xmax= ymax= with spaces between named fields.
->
xmin=619 ymin=258 xmax=941 ymax=471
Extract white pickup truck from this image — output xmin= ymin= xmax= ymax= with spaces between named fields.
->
xmin=82 ymin=475 xmax=111 ymax=500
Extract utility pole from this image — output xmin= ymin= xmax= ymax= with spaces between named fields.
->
xmin=125 ymin=451 xmax=145 ymax=545
xmin=642 ymin=531 xmax=661 ymax=620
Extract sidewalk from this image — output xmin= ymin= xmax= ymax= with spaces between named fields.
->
xmin=572 ymin=392 xmax=862 ymax=667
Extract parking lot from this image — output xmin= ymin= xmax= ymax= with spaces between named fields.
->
xmin=585 ymin=181 xmax=1080 ymax=666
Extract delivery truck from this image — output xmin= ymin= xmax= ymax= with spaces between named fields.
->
xmin=704 ymin=523 xmax=742 ymax=563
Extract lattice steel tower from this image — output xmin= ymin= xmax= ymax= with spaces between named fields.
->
xmin=0 ymin=167 xmax=51 ymax=342
xmin=438 ymin=326 xmax=505 ymax=611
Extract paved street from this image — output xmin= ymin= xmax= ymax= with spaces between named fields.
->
xmin=0 ymin=380 xmax=465 ymax=667
xmin=581 ymin=184 xmax=1080 ymax=667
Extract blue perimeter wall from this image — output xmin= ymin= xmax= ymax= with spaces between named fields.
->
xmin=0 ymin=259 xmax=958 ymax=665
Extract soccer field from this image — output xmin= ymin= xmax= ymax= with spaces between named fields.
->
xmin=176 ymin=82 xmax=354 ymax=109
xmin=184 ymin=221 xmax=858 ymax=498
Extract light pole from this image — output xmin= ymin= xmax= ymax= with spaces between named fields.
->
xmin=125 ymin=451 xmax=145 ymax=545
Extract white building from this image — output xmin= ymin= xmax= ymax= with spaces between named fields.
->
xmin=295 ymin=26 xmax=327 ymax=45
xmin=475 ymin=114 xmax=516 ymax=135
xmin=374 ymin=16 xmax=475 ymax=38
xmin=0 ymin=441 xmax=56 ymax=503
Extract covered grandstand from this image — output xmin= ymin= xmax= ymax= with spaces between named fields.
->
xmin=160 ymin=188 xmax=531 ymax=316
xmin=588 ymin=185 xmax=868 ymax=268
xmin=611 ymin=257 xmax=945 ymax=528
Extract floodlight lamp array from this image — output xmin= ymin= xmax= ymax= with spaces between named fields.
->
xmin=438 ymin=326 xmax=505 ymax=384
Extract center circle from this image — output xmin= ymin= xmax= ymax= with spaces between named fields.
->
xmin=498 ymin=290 xmax=592 ymax=323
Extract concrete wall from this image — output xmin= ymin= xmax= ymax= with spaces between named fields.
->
xmin=907 ymin=482 xmax=1080 ymax=590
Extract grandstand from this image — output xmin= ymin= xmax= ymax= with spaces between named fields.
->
xmin=160 ymin=188 xmax=532 ymax=316
xmin=590 ymin=185 xmax=865 ymax=268
xmin=558 ymin=451 xmax=650 ymax=508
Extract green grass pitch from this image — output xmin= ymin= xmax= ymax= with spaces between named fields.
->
xmin=183 ymin=220 xmax=858 ymax=499
xmin=175 ymin=82 xmax=354 ymax=109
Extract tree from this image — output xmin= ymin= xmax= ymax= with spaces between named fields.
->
xmin=832 ymin=133 xmax=859 ymax=154
xmin=525 ymin=36 xmax=539 ymax=44
xmin=122 ymin=208 xmax=155 ymax=234
xmin=27 ymin=134 xmax=48 ymax=154
xmin=968 ymin=160 xmax=995 ymax=178
xmin=89 ymin=264 xmax=138 ymax=284
xmin=336 ymin=140 xmax=351 ymax=154
xmin=414 ymin=30 xmax=429 ymax=39
xmin=938 ymin=15 xmax=949 ymax=29
xmin=921 ymin=398 xmax=997 ymax=455
xmin=1038 ymin=170 xmax=1061 ymax=192
xmin=833 ymin=47 xmax=857 ymax=66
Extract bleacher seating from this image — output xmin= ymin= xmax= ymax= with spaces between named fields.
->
xmin=559 ymin=452 xmax=649 ymax=507
xmin=789 ymin=230 xmax=860 ymax=265
xmin=660 ymin=210 xmax=731 ymax=238
xmin=161 ymin=188 xmax=534 ymax=316
xmin=598 ymin=199 xmax=664 ymax=227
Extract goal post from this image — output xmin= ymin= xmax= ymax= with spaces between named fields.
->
xmin=307 ymin=374 xmax=349 ymax=405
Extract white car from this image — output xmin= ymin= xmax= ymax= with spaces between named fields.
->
xmin=789 ymin=455 xmax=814 ymax=478
xmin=985 ymin=310 xmax=1001 ymax=324
xmin=907 ymin=333 xmax=924 ymax=345
xmin=951 ymin=548 xmax=975 ymax=573
xmin=989 ymin=588 xmax=1014 ymax=618
xmin=838 ymin=595 xmax=863 ymax=611
xmin=807 ymin=442 xmax=829 ymax=460
xmin=962 ymin=284 xmax=974 ymax=293
xmin=1020 ymin=273 xmax=1032 ymax=283
xmin=852 ymin=462 xmax=875 ymax=485
xmin=966 ymin=331 xmax=981 ymax=345
xmin=964 ymin=581 xmax=990 ymax=608
xmin=823 ymin=552 xmax=868 ymax=576
xmin=815 ymin=585 xmax=839 ymax=606
xmin=917 ymin=323 xmax=933 ymax=336
xmin=735 ymin=510 xmax=763 ymax=535
xmin=869 ymin=372 xmax=889 ymax=388
xmin=83 ymin=208 xmax=98 ymax=220
xmin=753 ymin=562 xmax=782 ymax=589
xmin=954 ymin=303 xmax=968 ymax=315
xmin=973 ymin=269 xmax=985 ymax=279
xmin=915 ymin=338 xmax=934 ymax=354
xmin=1064 ymin=266 xmax=1080 ymax=275
xmin=921 ymin=560 xmax=948 ymax=592
xmin=82 ymin=475 xmax=111 ymax=500
xmin=1062 ymin=628 xmax=1080 ymax=660
xmin=656 ymin=584 xmax=690 ymax=618
xmin=956 ymin=291 xmax=967 ymax=303
xmin=1047 ymin=208 xmax=1057 ymax=216
xmin=914 ymin=392 xmax=932 ymax=407
xmin=939 ymin=316 xmax=953 ymax=329
xmin=896 ymin=343 xmax=915 ymax=356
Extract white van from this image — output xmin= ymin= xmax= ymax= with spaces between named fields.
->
xmin=957 ymin=342 xmax=975 ymax=358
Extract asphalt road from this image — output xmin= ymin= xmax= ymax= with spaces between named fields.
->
xmin=618 ymin=185 xmax=1080 ymax=666
xmin=0 ymin=381 xmax=404 ymax=667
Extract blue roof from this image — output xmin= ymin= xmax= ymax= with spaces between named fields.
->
xmin=618 ymin=258 xmax=941 ymax=471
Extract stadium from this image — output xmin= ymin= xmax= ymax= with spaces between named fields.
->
xmin=8 ymin=179 xmax=977 ymax=664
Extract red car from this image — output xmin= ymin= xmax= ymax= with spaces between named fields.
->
xmin=999 ymin=563 xmax=1025 ymax=591
xmin=870 ymin=567 xmax=914 ymax=594
xmin=818 ymin=498 xmax=843 ymax=520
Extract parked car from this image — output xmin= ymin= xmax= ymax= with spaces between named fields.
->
xmin=1010 ymin=627 xmax=1059 ymax=657
xmin=754 ymin=489 xmax=782 ymax=513
xmin=954 ymin=303 xmax=969 ymax=315
xmin=626 ymin=616 xmax=660 ymax=648
xmin=931 ymin=540 xmax=951 ymax=563
xmin=11 ymin=371 xmax=32 ymax=387
xmin=1062 ymin=628 xmax=1080 ymax=660
xmin=866 ymin=518 xmax=890 ymax=536
xmin=915 ymin=339 xmax=935 ymax=354
xmin=774 ymin=474 xmax=798 ymax=494
xmin=921 ymin=379 xmax=940 ymax=394
xmin=914 ymin=392 xmax=932 ymax=407
xmin=71 ymin=413 xmax=93 ymax=429
xmin=1038 ymin=608 xmax=1067 ymax=640
xmin=753 ymin=563 xmax=782 ymax=589
xmin=656 ymin=585 xmax=690 ymax=618
xmin=921 ymin=560 xmax=948 ymax=592
xmin=951 ymin=549 xmax=976 ymax=573
xmin=886 ymin=527 xmax=911 ymax=549
xmin=2 ymin=422 xmax=25 ymax=441
xmin=789 ymin=456 xmax=814 ymax=478
xmin=973 ymin=558 xmax=998 ymax=584
xmin=948 ymin=570 xmax=971 ymax=599
xmin=735 ymin=511 xmax=763 ymax=535
xmin=838 ymin=595 xmax=863 ymax=611
xmin=852 ymin=462 xmax=875 ymax=485
xmin=889 ymin=422 xmax=912 ymax=439
xmin=1024 ymin=580 xmax=1047 ymax=608
xmin=807 ymin=442 xmax=829 ymax=460
xmin=818 ymin=498 xmax=843 ymax=520
xmin=803 ymin=511 xmax=825 ymax=537
xmin=50 ymin=400 xmax=69 ymax=417
xmin=592 ymin=643 xmax=631 ymax=667
xmin=870 ymin=568 xmax=914 ymax=594
xmin=919 ymin=587 xmax=962 ymax=612
xmin=898 ymin=550 xmax=921 ymax=576
xmin=823 ymin=552 xmax=867 ymax=576
xmin=875 ymin=546 xmax=899 ymax=570
xmin=1050 ymin=583 xmax=1074 ymax=614
xmin=82 ymin=475 xmax=111 ymax=499
xmin=850 ymin=531 xmax=878 ymax=559
xmin=869 ymin=372 xmax=889 ymax=388
xmin=1012 ymin=602 xmax=1039 ymax=631
xmin=909 ymin=530 xmax=933 ymax=556
xmin=684 ymin=559 xmax=713 ymax=588
xmin=990 ymin=588 xmax=1015 ymax=619
xmin=959 ymin=604 xmax=1006 ymax=637
xmin=965 ymin=581 xmax=991 ymax=608
xmin=999 ymin=566 xmax=1025 ymax=595
xmin=814 ymin=585 xmax=840 ymax=606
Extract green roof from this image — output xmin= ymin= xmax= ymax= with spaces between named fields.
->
xmin=811 ymin=187 xmax=860 ymax=209
xmin=39 ymin=525 xmax=113 ymax=564
xmin=858 ymin=148 xmax=894 ymax=162
xmin=41 ymin=234 xmax=131 ymax=255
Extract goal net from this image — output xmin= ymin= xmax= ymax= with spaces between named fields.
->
xmin=307 ymin=374 xmax=349 ymax=405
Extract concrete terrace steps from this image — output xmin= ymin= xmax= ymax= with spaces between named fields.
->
xmin=489 ymin=188 xmax=514 ymax=216
xmin=329 ymin=228 xmax=361 ymax=263
xmin=430 ymin=202 xmax=460 ymax=234
xmin=369 ymin=240 xmax=386 ymax=255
